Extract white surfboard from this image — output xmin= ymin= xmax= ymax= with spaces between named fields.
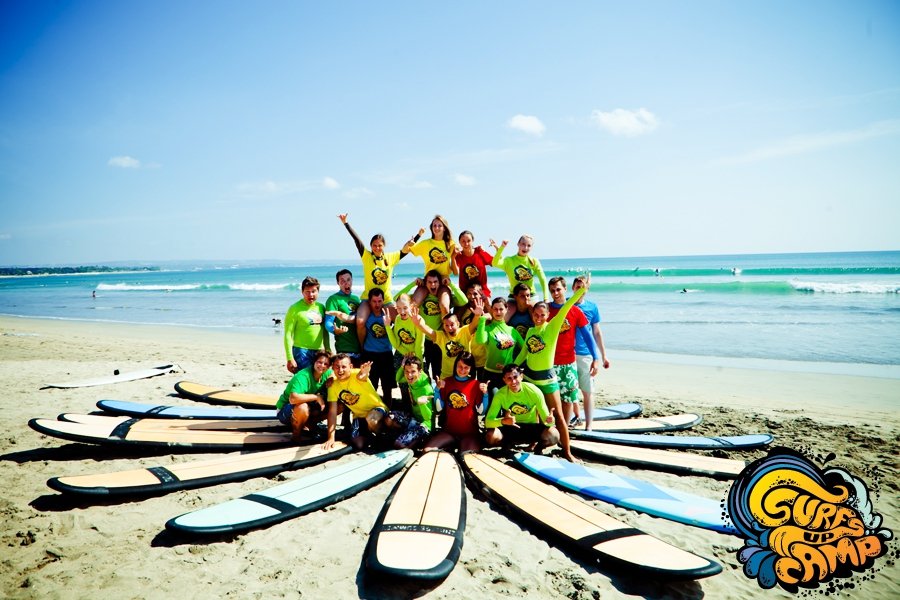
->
xmin=42 ymin=364 xmax=180 ymax=389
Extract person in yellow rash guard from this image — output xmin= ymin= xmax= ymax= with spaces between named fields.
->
xmin=284 ymin=276 xmax=330 ymax=374
xmin=383 ymin=294 xmax=426 ymax=367
xmin=404 ymin=215 xmax=458 ymax=316
xmin=337 ymin=213 xmax=422 ymax=340
xmin=410 ymin=298 xmax=483 ymax=380
xmin=512 ymin=284 xmax=586 ymax=461
xmin=490 ymin=235 xmax=549 ymax=301
xmin=323 ymin=354 xmax=389 ymax=451
xmin=398 ymin=271 xmax=467 ymax=379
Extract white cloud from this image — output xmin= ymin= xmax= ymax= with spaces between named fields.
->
xmin=507 ymin=114 xmax=546 ymax=137
xmin=322 ymin=177 xmax=341 ymax=190
xmin=406 ymin=181 xmax=434 ymax=189
xmin=713 ymin=119 xmax=900 ymax=166
xmin=590 ymin=108 xmax=659 ymax=137
xmin=454 ymin=173 xmax=477 ymax=186
xmin=108 ymin=156 xmax=141 ymax=168
xmin=238 ymin=177 xmax=347 ymax=197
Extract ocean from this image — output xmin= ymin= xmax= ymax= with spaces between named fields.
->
xmin=2 ymin=251 xmax=898 ymax=378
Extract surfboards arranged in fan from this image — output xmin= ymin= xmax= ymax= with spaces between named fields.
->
xmin=572 ymin=430 xmax=774 ymax=450
xmin=365 ymin=450 xmax=465 ymax=581
xmin=28 ymin=416 xmax=293 ymax=449
xmin=570 ymin=440 xmax=746 ymax=478
xmin=47 ymin=443 xmax=352 ymax=496
xmin=174 ymin=381 xmax=278 ymax=408
xmin=515 ymin=453 xmax=738 ymax=535
xmin=166 ymin=450 xmax=412 ymax=535
xmin=42 ymin=364 xmax=179 ymax=389
xmin=585 ymin=402 xmax=642 ymax=422
xmin=460 ymin=453 xmax=721 ymax=580
xmin=97 ymin=399 xmax=278 ymax=420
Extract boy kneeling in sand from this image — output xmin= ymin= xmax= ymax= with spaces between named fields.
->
xmin=483 ymin=364 xmax=558 ymax=452
xmin=276 ymin=350 xmax=332 ymax=441
xmin=323 ymin=354 xmax=390 ymax=451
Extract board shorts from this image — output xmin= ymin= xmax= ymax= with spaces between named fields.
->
xmin=494 ymin=423 xmax=549 ymax=446
xmin=391 ymin=420 xmax=429 ymax=448
xmin=291 ymin=347 xmax=318 ymax=371
xmin=349 ymin=406 xmax=387 ymax=440
xmin=523 ymin=366 xmax=559 ymax=394
xmin=276 ymin=399 xmax=324 ymax=426
xmin=575 ymin=355 xmax=594 ymax=393
xmin=553 ymin=362 xmax=579 ymax=403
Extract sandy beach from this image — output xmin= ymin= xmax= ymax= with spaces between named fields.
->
xmin=1 ymin=315 xmax=897 ymax=599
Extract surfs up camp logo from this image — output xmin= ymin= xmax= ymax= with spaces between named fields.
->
xmin=371 ymin=267 xmax=388 ymax=285
xmin=428 ymin=247 xmax=448 ymax=264
xmin=526 ymin=335 xmax=546 ymax=354
xmin=397 ymin=328 xmax=415 ymax=345
xmin=337 ymin=390 xmax=360 ymax=406
xmin=513 ymin=265 xmax=533 ymax=282
xmin=464 ymin=264 xmax=480 ymax=280
xmin=371 ymin=323 xmax=387 ymax=338
xmin=444 ymin=339 xmax=464 ymax=358
xmin=728 ymin=447 xmax=891 ymax=593
xmin=448 ymin=391 xmax=468 ymax=409
xmin=494 ymin=332 xmax=515 ymax=350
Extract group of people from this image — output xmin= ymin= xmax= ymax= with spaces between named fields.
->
xmin=277 ymin=214 xmax=610 ymax=460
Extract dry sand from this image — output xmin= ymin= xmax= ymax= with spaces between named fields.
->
xmin=1 ymin=315 xmax=897 ymax=599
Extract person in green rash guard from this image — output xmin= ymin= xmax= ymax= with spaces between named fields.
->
xmin=324 ymin=269 xmax=362 ymax=365
xmin=337 ymin=213 xmax=422 ymax=341
xmin=398 ymin=270 xmax=467 ymax=380
xmin=284 ymin=277 xmax=330 ymax=374
xmin=396 ymin=356 xmax=435 ymax=430
xmin=483 ymin=364 xmax=559 ymax=452
xmin=490 ymin=234 xmax=549 ymax=301
xmin=475 ymin=296 xmax=524 ymax=395
xmin=512 ymin=284 xmax=586 ymax=462
xmin=275 ymin=350 xmax=332 ymax=440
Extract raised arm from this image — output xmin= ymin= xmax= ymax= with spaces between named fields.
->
xmin=339 ymin=214 xmax=365 ymax=256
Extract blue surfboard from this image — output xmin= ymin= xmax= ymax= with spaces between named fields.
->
xmin=166 ymin=450 xmax=412 ymax=535
xmin=589 ymin=402 xmax=642 ymax=421
xmin=515 ymin=453 xmax=738 ymax=535
xmin=97 ymin=399 xmax=277 ymax=420
xmin=571 ymin=431 xmax=774 ymax=450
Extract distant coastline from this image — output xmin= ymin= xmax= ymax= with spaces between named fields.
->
xmin=0 ymin=266 xmax=160 ymax=277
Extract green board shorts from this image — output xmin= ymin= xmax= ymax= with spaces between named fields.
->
xmin=553 ymin=362 xmax=579 ymax=403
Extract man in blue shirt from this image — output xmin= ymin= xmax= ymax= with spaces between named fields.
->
xmin=572 ymin=274 xmax=610 ymax=430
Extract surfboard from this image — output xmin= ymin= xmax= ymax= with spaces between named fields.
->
xmin=570 ymin=440 xmax=746 ymax=478
xmin=515 ymin=453 xmax=738 ymax=535
xmin=365 ymin=450 xmax=465 ymax=580
xmin=577 ymin=413 xmax=701 ymax=434
xmin=42 ymin=364 xmax=179 ymax=389
xmin=460 ymin=453 xmax=720 ymax=579
xmin=58 ymin=412 xmax=284 ymax=431
xmin=166 ymin=450 xmax=412 ymax=535
xmin=174 ymin=381 xmax=278 ymax=408
xmin=590 ymin=402 xmax=642 ymax=421
xmin=96 ymin=399 xmax=278 ymax=420
xmin=28 ymin=417 xmax=293 ymax=449
xmin=571 ymin=431 xmax=774 ymax=450
xmin=47 ymin=443 xmax=352 ymax=496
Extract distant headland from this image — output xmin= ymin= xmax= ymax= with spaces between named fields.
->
xmin=0 ymin=266 xmax=160 ymax=276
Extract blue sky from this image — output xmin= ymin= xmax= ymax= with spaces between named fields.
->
xmin=1 ymin=1 xmax=898 ymax=265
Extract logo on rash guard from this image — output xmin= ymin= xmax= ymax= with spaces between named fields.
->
xmin=560 ymin=318 xmax=571 ymax=333
xmin=371 ymin=268 xmax=388 ymax=285
xmin=494 ymin=333 xmax=514 ymax=350
xmin=513 ymin=265 xmax=533 ymax=282
xmin=445 ymin=339 xmax=464 ymax=357
xmin=464 ymin=264 xmax=480 ymax=280
xmin=347 ymin=302 xmax=359 ymax=314
xmin=371 ymin=323 xmax=387 ymax=338
xmin=429 ymin=248 xmax=448 ymax=264
xmin=338 ymin=390 xmax=360 ymax=405
xmin=423 ymin=299 xmax=441 ymax=317
xmin=526 ymin=335 xmax=546 ymax=354
xmin=307 ymin=311 xmax=322 ymax=325
xmin=515 ymin=324 xmax=529 ymax=339
xmin=448 ymin=391 xmax=468 ymax=409
xmin=398 ymin=328 xmax=415 ymax=345
xmin=509 ymin=402 xmax=529 ymax=416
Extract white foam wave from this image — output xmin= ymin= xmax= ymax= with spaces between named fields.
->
xmin=791 ymin=281 xmax=900 ymax=294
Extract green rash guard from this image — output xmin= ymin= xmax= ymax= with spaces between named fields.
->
xmin=398 ymin=280 xmax=467 ymax=332
xmin=386 ymin=314 xmax=426 ymax=359
xmin=276 ymin=366 xmax=333 ymax=411
xmin=284 ymin=299 xmax=329 ymax=360
xmin=484 ymin=381 xmax=551 ymax=428
xmin=513 ymin=286 xmax=585 ymax=381
xmin=492 ymin=246 xmax=549 ymax=300
xmin=325 ymin=291 xmax=361 ymax=354
xmin=394 ymin=371 xmax=434 ymax=431
xmin=475 ymin=317 xmax=525 ymax=373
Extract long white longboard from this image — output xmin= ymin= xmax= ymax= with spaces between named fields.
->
xmin=42 ymin=364 xmax=179 ymax=389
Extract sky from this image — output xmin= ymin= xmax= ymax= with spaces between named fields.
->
xmin=1 ymin=1 xmax=899 ymax=266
